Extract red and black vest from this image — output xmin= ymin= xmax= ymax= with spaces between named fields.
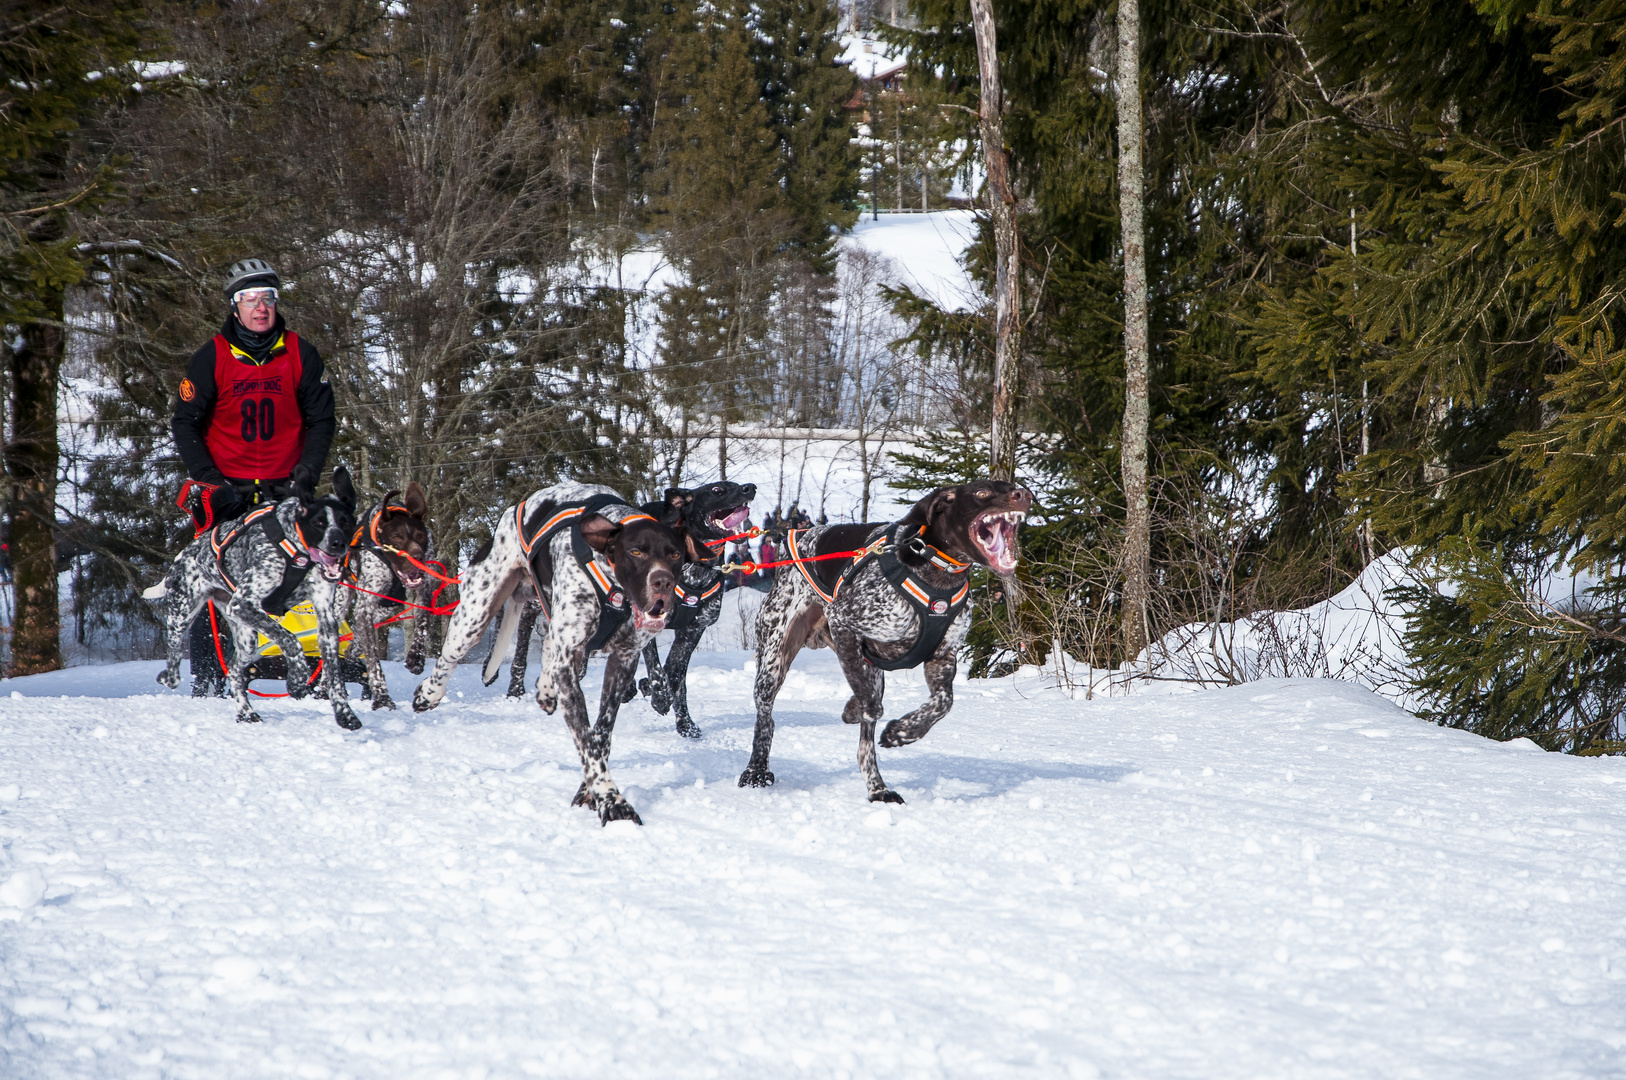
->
xmin=203 ymin=333 xmax=306 ymax=481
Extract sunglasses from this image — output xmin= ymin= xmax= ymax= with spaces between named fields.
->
xmin=232 ymin=287 xmax=280 ymax=309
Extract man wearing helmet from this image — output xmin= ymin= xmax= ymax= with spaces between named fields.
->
xmin=171 ymin=258 xmax=337 ymax=692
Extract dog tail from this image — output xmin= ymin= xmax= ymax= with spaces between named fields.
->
xmin=482 ymin=595 xmax=522 ymax=687
xmin=141 ymin=580 xmax=168 ymax=601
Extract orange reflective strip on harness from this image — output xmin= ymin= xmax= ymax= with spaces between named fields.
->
xmin=786 ymin=528 xmax=840 ymax=604
xmin=518 ymin=502 xmax=588 ymax=555
xmin=585 ymin=559 xmax=617 ymax=596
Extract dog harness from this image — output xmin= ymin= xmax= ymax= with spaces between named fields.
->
xmin=667 ymin=572 xmax=724 ymax=630
xmin=209 ymin=503 xmax=314 ymax=617
xmin=342 ymin=498 xmax=414 ymax=591
xmin=788 ymin=523 xmax=971 ymax=671
xmin=515 ymin=493 xmax=658 ymax=653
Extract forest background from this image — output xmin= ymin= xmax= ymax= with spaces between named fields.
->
xmin=7 ymin=0 xmax=1626 ymax=755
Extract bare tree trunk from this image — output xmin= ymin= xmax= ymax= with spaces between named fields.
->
xmin=969 ymin=0 xmax=1020 ymax=481
xmin=1116 ymin=0 xmax=1151 ymax=662
xmin=6 ymin=300 xmax=64 ymax=675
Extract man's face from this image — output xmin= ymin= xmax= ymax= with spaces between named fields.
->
xmin=234 ymin=287 xmax=277 ymax=333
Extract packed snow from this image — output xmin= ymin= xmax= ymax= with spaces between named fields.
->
xmin=2 ymin=648 xmax=1624 ymax=1078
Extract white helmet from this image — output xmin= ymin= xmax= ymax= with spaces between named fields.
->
xmin=223 ymin=258 xmax=280 ymax=300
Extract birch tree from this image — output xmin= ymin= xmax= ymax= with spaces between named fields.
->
xmin=966 ymin=0 xmax=1020 ymax=482
xmin=1115 ymin=0 xmax=1151 ymax=662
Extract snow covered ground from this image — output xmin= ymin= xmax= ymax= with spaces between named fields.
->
xmin=2 ymin=655 xmax=1625 ymax=1078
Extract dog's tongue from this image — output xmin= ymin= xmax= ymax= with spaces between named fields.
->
xmin=722 ymin=506 xmax=750 ymax=531
xmin=309 ymin=547 xmax=338 ymax=566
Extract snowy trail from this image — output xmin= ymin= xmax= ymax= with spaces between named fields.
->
xmin=1 ymin=656 xmax=1624 ymax=1079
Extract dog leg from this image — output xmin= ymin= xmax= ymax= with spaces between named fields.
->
xmin=739 ymin=580 xmax=809 ymax=789
xmin=314 ymin=585 xmax=363 ymax=730
xmin=857 ymin=718 xmax=901 ymax=803
xmin=403 ymin=581 xmax=430 ymax=675
xmin=413 ymin=566 xmax=519 ymax=713
xmin=224 ymin=617 xmax=263 ymax=724
xmin=158 ymin=580 xmax=197 ymax=690
xmin=829 ymin=628 xmax=897 ymax=802
xmin=639 ymin=638 xmax=672 ymax=713
xmin=881 ymin=654 xmax=957 ymax=748
xmin=554 ymin=646 xmax=641 ymax=826
xmin=664 ymin=628 xmax=704 ymax=738
xmin=225 ymin=595 xmax=311 ymax=699
xmin=353 ymin=597 xmax=395 ymax=710
xmin=506 ymin=601 xmax=538 ymax=699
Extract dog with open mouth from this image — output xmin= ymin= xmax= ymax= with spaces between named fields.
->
xmin=412 ymin=482 xmax=684 ymax=825
xmin=342 ymin=482 xmax=433 ymax=710
xmin=148 ymin=467 xmax=362 ymax=730
xmin=740 ymin=480 xmax=1032 ymax=803
xmin=636 ymin=480 xmax=757 ymax=738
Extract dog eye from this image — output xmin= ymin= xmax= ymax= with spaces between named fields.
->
xmin=976 ymin=489 xmax=991 ymax=498
xmin=630 ymin=548 xmax=644 ymax=557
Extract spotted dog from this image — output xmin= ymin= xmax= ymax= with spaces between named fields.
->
xmin=740 ymin=480 xmax=1032 ymax=802
xmin=635 ymin=481 xmax=756 ymax=738
xmin=412 ymin=482 xmax=684 ymax=824
xmin=149 ymin=467 xmax=362 ymax=730
xmin=342 ymin=482 xmax=432 ymax=710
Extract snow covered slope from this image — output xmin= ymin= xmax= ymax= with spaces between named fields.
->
xmin=2 ymin=658 xmax=1624 ymax=1078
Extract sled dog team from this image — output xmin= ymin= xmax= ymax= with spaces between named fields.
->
xmin=149 ymin=468 xmax=1032 ymax=826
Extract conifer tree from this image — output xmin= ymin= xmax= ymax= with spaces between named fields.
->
xmin=0 ymin=2 xmax=141 ymax=674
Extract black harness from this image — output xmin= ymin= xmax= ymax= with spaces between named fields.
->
xmin=516 ymin=493 xmax=657 ymax=654
xmin=667 ymin=568 xmax=724 ymax=631
xmin=209 ymin=503 xmax=312 ymax=617
xmin=342 ymin=500 xmax=413 ymax=600
xmin=787 ymin=522 xmax=972 ymax=671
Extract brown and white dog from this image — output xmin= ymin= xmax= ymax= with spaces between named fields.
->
xmin=412 ymin=482 xmax=684 ymax=824
xmin=343 ymin=482 xmax=432 ymax=710
xmin=740 ymin=480 xmax=1031 ymax=803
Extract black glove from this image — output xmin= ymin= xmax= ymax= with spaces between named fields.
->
xmin=209 ymin=484 xmax=249 ymax=524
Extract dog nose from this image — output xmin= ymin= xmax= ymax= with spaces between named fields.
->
xmin=650 ymin=568 xmax=674 ymax=595
xmin=1013 ymin=488 xmax=1033 ymax=508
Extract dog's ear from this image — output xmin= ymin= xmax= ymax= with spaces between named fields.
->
xmin=290 ymin=463 xmax=316 ymax=500
xmin=404 ymin=481 xmax=428 ymax=519
xmin=331 ymin=466 xmax=357 ymax=514
xmin=664 ymin=487 xmax=693 ymax=510
xmin=579 ymin=513 xmax=621 ymax=553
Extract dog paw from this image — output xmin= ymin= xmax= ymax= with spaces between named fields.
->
xmin=410 ymin=691 xmax=437 ymax=713
xmin=156 ymin=669 xmax=180 ymax=690
xmin=879 ymin=721 xmax=919 ymax=748
xmin=334 ymin=710 xmax=363 ymax=731
xmin=738 ymin=766 xmax=775 ymax=788
xmin=535 ymin=691 xmax=558 ymax=715
xmin=869 ymin=788 xmax=906 ymax=805
xmin=236 ymin=711 xmax=262 ymax=724
xmin=404 ymin=656 xmax=426 ymax=676
xmin=371 ymin=695 xmax=396 ymax=711
xmin=570 ymin=782 xmax=593 ymax=809
xmin=620 ymin=680 xmax=638 ymax=704
xmin=676 ymin=717 xmax=703 ymax=740
xmin=650 ymin=688 xmax=673 ymax=714
xmin=599 ymin=799 xmax=643 ymax=827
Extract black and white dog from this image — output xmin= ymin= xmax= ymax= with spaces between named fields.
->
xmin=343 ymin=482 xmax=432 ymax=710
xmin=636 ymin=480 xmax=756 ymax=738
xmin=412 ymin=482 xmax=685 ymax=824
xmin=149 ymin=467 xmax=362 ymax=730
xmin=740 ymin=480 xmax=1031 ymax=802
